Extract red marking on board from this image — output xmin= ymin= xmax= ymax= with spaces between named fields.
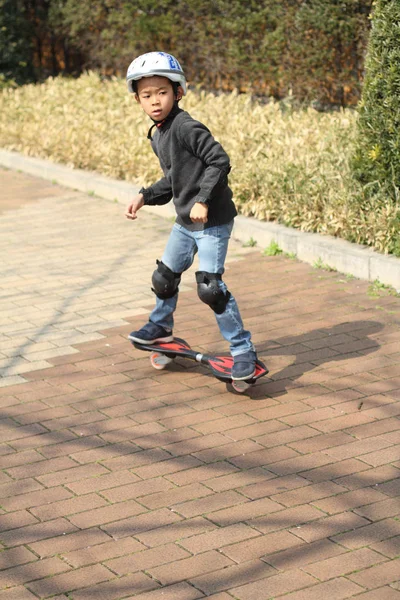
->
xmin=208 ymin=356 xmax=233 ymax=375
xmin=156 ymin=340 xmax=191 ymax=352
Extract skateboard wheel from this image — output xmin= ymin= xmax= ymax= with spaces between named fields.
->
xmin=150 ymin=352 xmax=173 ymax=370
xmin=231 ymin=380 xmax=252 ymax=394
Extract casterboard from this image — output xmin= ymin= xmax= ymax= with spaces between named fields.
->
xmin=130 ymin=337 xmax=268 ymax=393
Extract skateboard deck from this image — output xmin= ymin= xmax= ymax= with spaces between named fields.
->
xmin=131 ymin=337 xmax=268 ymax=392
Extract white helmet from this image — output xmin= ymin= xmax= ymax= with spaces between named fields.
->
xmin=126 ymin=51 xmax=187 ymax=95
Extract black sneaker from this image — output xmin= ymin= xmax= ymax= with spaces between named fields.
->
xmin=128 ymin=321 xmax=173 ymax=345
xmin=231 ymin=350 xmax=257 ymax=381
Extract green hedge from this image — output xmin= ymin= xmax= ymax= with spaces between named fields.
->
xmin=353 ymin=0 xmax=400 ymax=194
xmin=1 ymin=0 xmax=372 ymax=106
xmin=351 ymin=0 xmax=400 ymax=256
xmin=60 ymin=0 xmax=372 ymax=106
xmin=0 ymin=0 xmax=35 ymax=85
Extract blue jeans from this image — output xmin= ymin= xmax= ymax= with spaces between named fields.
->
xmin=149 ymin=221 xmax=254 ymax=356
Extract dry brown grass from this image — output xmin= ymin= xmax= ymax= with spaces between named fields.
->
xmin=1 ymin=73 xmax=398 ymax=253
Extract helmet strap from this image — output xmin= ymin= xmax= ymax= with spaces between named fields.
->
xmin=147 ymin=102 xmax=181 ymax=140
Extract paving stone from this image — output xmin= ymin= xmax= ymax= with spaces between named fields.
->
xmin=303 ymin=547 xmax=388 ymax=581
xmin=230 ymin=569 xmax=319 ymax=599
xmin=70 ymin=572 xmax=159 ymax=600
xmin=273 ymin=578 xmax=365 ymax=600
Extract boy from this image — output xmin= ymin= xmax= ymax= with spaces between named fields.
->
xmin=125 ymin=51 xmax=257 ymax=380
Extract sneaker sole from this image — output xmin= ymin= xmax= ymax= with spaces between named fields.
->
xmin=128 ymin=333 xmax=174 ymax=345
xmin=231 ymin=368 xmax=256 ymax=381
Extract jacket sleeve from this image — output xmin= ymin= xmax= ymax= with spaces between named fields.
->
xmin=139 ymin=176 xmax=173 ymax=206
xmin=178 ymin=120 xmax=231 ymax=204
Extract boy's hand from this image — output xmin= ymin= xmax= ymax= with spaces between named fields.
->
xmin=125 ymin=194 xmax=144 ymax=220
xmin=190 ymin=202 xmax=208 ymax=223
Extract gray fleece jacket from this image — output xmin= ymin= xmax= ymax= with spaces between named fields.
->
xmin=140 ymin=106 xmax=237 ymax=231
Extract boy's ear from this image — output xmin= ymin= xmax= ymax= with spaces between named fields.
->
xmin=134 ymin=93 xmax=140 ymax=103
xmin=176 ymin=86 xmax=184 ymax=101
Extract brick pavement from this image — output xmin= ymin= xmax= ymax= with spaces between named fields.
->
xmin=1 ymin=168 xmax=400 ymax=599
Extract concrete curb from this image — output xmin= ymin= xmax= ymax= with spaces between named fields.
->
xmin=1 ymin=148 xmax=399 ymax=291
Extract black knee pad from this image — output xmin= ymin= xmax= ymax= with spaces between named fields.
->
xmin=196 ymin=271 xmax=231 ymax=314
xmin=152 ymin=260 xmax=181 ymax=299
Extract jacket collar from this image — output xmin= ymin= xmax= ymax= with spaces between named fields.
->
xmin=147 ymin=103 xmax=182 ymax=140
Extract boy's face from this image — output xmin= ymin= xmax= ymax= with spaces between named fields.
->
xmin=135 ymin=75 xmax=182 ymax=121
